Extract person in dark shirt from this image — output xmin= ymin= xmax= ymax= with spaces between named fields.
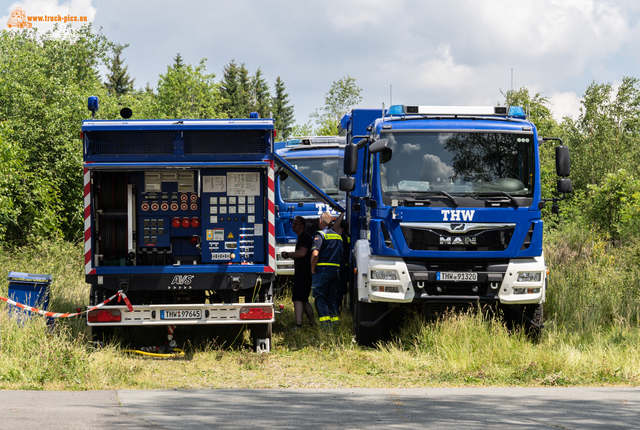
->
xmin=281 ymin=216 xmax=315 ymax=328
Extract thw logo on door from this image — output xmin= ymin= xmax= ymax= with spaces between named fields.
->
xmin=441 ymin=210 xmax=475 ymax=221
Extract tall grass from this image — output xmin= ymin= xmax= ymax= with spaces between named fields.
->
xmin=545 ymin=222 xmax=640 ymax=334
xmin=0 ymin=232 xmax=639 ymax=390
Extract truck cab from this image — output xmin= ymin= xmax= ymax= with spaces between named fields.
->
xmin=340 ymin=105 xmax=571 ymax=345
xmin=274 ymin=136 xmax=346 ymax=276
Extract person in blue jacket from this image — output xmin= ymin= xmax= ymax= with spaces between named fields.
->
xmin=310 ymin=211 xmax=343 ymax=325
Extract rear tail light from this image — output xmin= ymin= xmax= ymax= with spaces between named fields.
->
xmin=239 ymin=307 xmax=273 ymax=320
xmin=88 ymin=309 xmax=121 ymax=323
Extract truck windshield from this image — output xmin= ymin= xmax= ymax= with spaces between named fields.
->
xmin=280 ymin=156 xmax=345 ymax=201
xmin=379 ymin=131 xmax=536 ymax=197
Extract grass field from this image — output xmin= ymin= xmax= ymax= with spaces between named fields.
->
xmin=0 ymin=230 xmax=639 ymax=390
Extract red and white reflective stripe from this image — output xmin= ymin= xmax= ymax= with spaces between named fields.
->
xmin=0 ymin=290 xmax=127 ymax=318
xmin=266 ymin=160 xmax=276 ymax=273
xmin=84 ymin=167 xmax=95 ymax=275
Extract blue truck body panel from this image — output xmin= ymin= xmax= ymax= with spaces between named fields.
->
xmin=273 ymin=137 xmax=345 ymax=275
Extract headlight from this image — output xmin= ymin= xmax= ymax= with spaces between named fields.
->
xmin=370 ymin=270 xmax=398 ymax=280
xmin=517 ymin=272 xmax=541 ymax=282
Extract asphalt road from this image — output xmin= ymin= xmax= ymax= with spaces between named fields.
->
xmin=0 ymin=387 xmax=639 ymax=429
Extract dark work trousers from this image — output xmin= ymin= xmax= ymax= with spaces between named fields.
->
xmin=312 ymin=269 xmax=339 ymax=324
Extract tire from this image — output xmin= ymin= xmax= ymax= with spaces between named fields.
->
xmin=353 ymin=300 xmax=390 ymax=347
xmin=503 ymin=303 xmax=543 ymax=342
xmin=251 ymin=323 xmax=272 ymax=353
xmin=524 ymin=303 xmax=543 ymax=343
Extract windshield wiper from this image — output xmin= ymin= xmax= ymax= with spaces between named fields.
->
xmin=476 ymin=191 xmax=519 ymax=207
xmin=424 ymin=191 xmax=459 ymax=207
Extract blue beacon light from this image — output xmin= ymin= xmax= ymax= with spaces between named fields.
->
xmin=387 ymin=105 xmax=405 ymax=116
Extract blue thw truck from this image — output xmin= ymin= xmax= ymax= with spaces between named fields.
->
xmin=339 ymin=105 xmax=571 ymax=345
xmin=82 ymin=98 xmax=340 ymax=352
xmin=273 ymin=136 xmax=346 ymax=278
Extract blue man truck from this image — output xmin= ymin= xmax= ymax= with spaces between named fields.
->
xmin=82 ymin=98 xmax=340 ymax=352
xmin=339 ymin=105 xmax=571 ymax=345
xmin=274 ymin=136 xmax=346 ymax=278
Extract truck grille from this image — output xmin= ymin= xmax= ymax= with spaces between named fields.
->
xmin=401 ymin=222 xmax=515 ymax=251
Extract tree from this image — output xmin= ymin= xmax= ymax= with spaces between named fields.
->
xmin=104 ymin=44 xmax=135 ymax=96
xmin=291 ymin=122 xmax=313 ymax=137
xmin=219 ymin=60 xmax=251 ymax=118
xmin=273 ymin=76 xmax=295 ymax=139
xmin=250 ymin=68 xmax=272 ymax=119
xmin=156 ymin=54 xmax=222 ymax=119
xmin=560 ymin=78 xmax=640 ymax=192
xmin=311 ymin=76 xmax=362 ymax=135
xmin=0 ymin=25 xmax=115 ymax=244
xmin=501 ymin=87 xmax=558 ymax=137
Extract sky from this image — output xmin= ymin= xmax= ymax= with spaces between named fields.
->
xmin=3 ymin=0 xmax=640 ymax=125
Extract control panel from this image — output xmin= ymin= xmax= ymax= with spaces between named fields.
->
xmin=201 ymin=169 xmax=265 ymax=264
xmin=132 ymin=168 xmax=265 ymax=265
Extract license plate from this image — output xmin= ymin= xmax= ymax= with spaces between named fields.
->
xmin=437 ymin=272 xmax=478 ymax=282
xmin=160 ymin=309 xmax=202 ymax=320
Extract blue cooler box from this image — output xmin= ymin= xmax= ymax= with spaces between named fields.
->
xmin=7 ymin=272 xmax=52 ymax=321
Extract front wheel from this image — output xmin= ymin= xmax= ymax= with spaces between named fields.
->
xmin=524 ymin=303 xmax=543 ymax=342
xmin=503 ymin=303 xmax=543 ymax=342
xmin=354 ymin=300 xmax=391 ymax=347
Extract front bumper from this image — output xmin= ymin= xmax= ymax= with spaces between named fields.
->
xmin=362 ymin=254 xmax=546 ymax=306
xmin=275 ymin=244 xmax=295 ymax=275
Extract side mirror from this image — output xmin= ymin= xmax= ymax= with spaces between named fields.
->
xmin=344 ymin=143 xmax=358 ymax=175
xmin=339 ymin=176 xmax=355 ymax=192
xmin=556 ymin=145 xmax=570 ymax=177
xmin=279 ymin=170 xmax=288 ymax=181
xmin=557 ymin=178 xmax=572 ymax=193
xmin=369 ymin=138 xmax=389 ymax=155
xmin=380 ymin=147 xmax=392 ymax=164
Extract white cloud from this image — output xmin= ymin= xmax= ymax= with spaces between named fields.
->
xmin=548 ymin=91 xmax=583 ymax=122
